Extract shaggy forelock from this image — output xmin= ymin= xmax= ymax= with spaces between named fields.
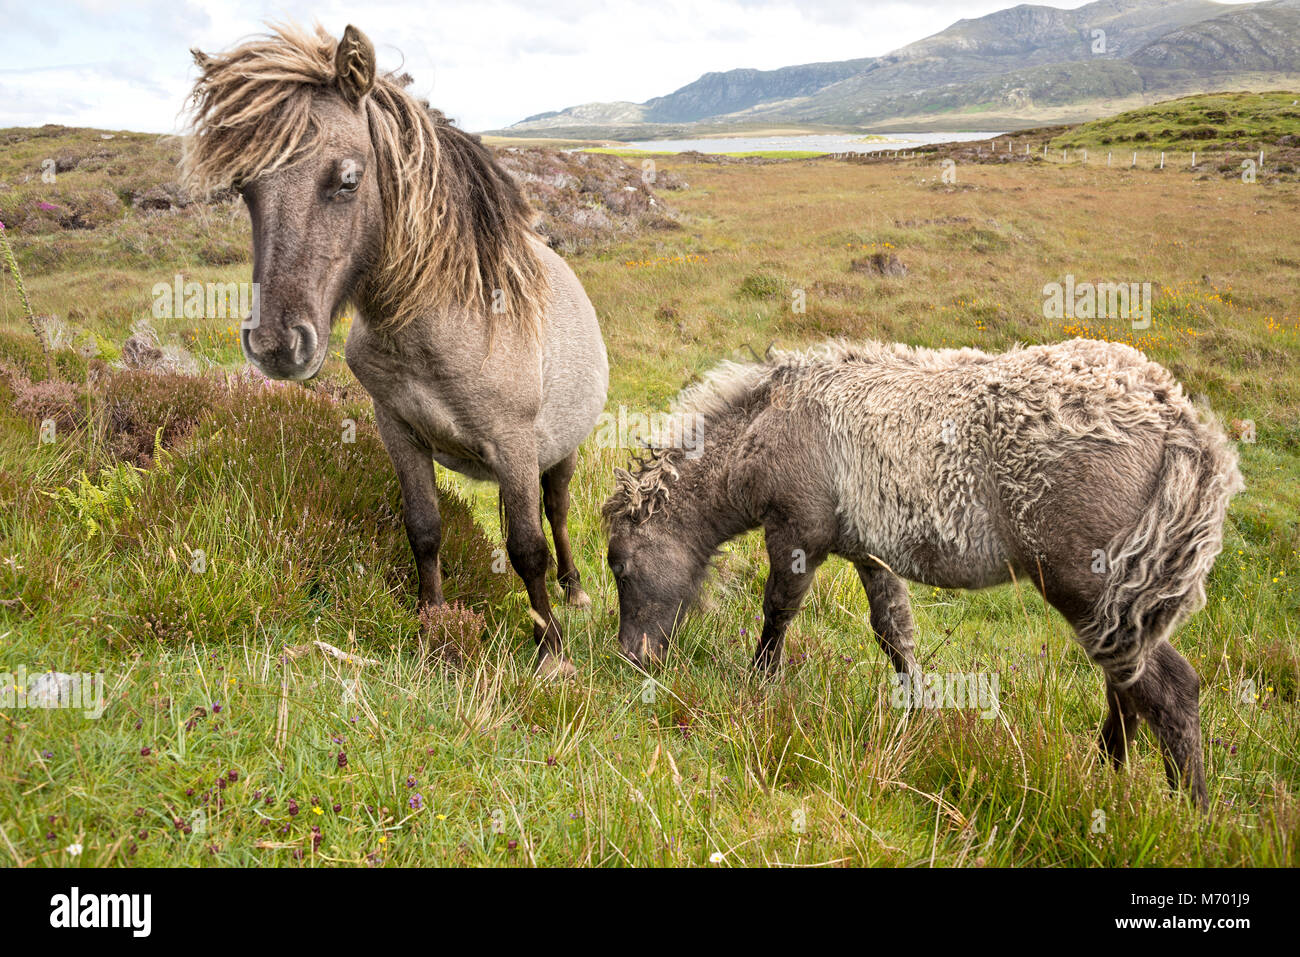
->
xmin=181 ymin=23 xmax=337 ymax=195
xmin=602 ymin=450 xmax=683 ymax=527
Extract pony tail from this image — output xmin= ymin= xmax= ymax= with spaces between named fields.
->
xmin=1082 ymin=406 xmax=1243 ymax=688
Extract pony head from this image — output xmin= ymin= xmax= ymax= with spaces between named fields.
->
xmin=183 ymin=23 xmax=547 ymax=380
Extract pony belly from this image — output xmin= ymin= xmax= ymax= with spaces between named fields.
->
xmin=431 ymin=452 xmax=494 ymax=482
xmin=853 ymin=539 xmax=1013 ymax=591
xmin=536 ymin=301 xmax=609 ymax=470
xmin=837 ymin=482 xmax=1014 ymax=590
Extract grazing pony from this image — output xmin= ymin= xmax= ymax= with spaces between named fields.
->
xmin=603 ymin=339 xmax=1241 ymax=805
xmin=184 ymin=24 xmax=608 ymax=676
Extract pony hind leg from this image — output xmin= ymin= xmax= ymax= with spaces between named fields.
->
xmin=1110 ymin=641 xmax=1208 ymax=809
xmin=1052 ymin=579 xmax=1208 ymax=809
xmin=854 ymin=561 xmax=919 ymax=683
xmin=495 ymin=438 xmax=572 ymax=678
xmin=1098 ymin=677 xmax=1140 ymax=769
xmin=1041 ymin=574 xmax=1207 ymax=808
xmin=541 ymin=450 xmax=591 ymax=609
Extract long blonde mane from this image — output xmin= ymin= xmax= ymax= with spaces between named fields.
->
xmin=181 ymin=23 xmax=548 ymax=333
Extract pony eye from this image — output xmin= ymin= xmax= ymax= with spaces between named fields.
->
xmin=334 ymin=162 xmax=362 ymax=197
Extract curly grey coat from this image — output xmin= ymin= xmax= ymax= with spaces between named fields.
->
xmin=604 ymin=338 xmax=1242 ymax=806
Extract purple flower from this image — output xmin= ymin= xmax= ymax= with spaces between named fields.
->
xmin=408 ymin=794 xmax=423 ymax=810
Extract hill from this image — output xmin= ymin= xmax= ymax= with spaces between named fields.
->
xmin=1051 ymin=89 xmax=1300 ymax=149
xmin=498 ymin=0 xmax=1300 ymax=137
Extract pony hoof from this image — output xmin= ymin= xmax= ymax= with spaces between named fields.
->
xmin=537 ymin=655 xmax=578 ymax=681
xmin=565 ymin=588 xmax=592 ymax=610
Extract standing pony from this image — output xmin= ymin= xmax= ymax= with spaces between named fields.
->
xmin=184 ymin=24 xmax=608 ymax=676
xmin=603 ymin=339 xmax=1241 ymax=806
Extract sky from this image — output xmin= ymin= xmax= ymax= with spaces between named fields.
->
xmin=0 ymin=0 xmax=1261 ymax=133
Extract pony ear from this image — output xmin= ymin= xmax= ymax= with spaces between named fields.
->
xmin=334 ymin=24 xmax=376 ymax=105
xmin=191 ymin=48 xmax=213 ymax=71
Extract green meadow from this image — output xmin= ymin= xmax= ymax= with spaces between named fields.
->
xmin=0 ymin=113 xmax=1297 ymax=866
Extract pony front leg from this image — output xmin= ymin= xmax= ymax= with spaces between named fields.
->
xmin=495 ymin=440 xmax=572 ymax=678
xmin=374 ymin=406 xmax=444 ymax=615
xmin=753 ymin=530 xmax=826 ymax=675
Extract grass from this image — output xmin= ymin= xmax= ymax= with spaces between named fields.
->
xmin=0 ymin=123 xmax=1298 ymax=867
xmin=1053 ymin=91 xmax=1300 ymax=153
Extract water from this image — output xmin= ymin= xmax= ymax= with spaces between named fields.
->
xmin=621 ymin=131 xmax=1005 ymax=155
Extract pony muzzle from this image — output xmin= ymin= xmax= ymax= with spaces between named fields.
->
xmin=241 ymin=320 xmax=323 ymax=380
xmin=621 ymin=630 xmax=668 ymax=669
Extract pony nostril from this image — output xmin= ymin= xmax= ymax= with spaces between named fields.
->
xmin=289 ymin=322 xmax=317 ymax=366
